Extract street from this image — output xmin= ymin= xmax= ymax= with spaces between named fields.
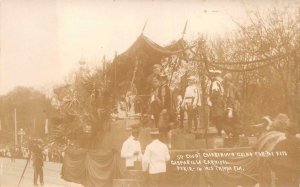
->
xmin=0 ymin=158 xmax=82 ymax=187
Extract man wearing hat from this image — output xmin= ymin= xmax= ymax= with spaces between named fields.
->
xmin=29 ymin=139 xmax=44 ymax=186
xmin=208 ymin=70 xmax=225 ymax=136
xmin=271 ymin=124 xmax=300 ymax=187
xmin=147 ymin=64 xmax=163 ymax=91
xmin=255 ymin=113 xmax=293 ymax=187
xmin=223 ymin=73 xmax=240 ymax=124
xmin=181 ymin=75 xmax=201 ymax=132
xmin=142 ymin=128 xmax=170 ymax=187
xmin=150 ymin=72 xmax=171 ymax=128
xmin=121 ymin=124 xmax=143 ymax=169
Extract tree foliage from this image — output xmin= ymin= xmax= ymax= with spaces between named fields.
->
xmin=205 ymin=7 xmax=299 ymax=121
xmin=0 ymin=87 xmax=56 ymax=144
xmin=51 ymin=62 xmax=113 ymax=148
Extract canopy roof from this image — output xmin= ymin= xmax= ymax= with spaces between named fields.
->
xmin=119 ymin=34 xmax=184 ymax=58
xmin=110 ymin=34 xmax=186 ymax=96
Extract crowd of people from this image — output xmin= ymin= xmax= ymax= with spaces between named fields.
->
xmin=0 ymin=144 xmax=65 ymax=163
xmin=0 ymin=146 xmax=30 ymax=160
xmin=0 ymin=140 xmax=66 ymax=186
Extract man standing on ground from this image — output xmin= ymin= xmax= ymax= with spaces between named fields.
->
xmin=142 ymin=128 xmax=170 ymax=187
xmin=30 ymin=139 xmax=44 ymax=186
xmin=121 ymin=124 xmax=143 ymax=170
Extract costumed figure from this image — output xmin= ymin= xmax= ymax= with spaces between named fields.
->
xmin=207 ymin=70 xmax=225 ymax=136
xmin=149 ymin=64 xmax=163 ymax=127
xmin=125 ymin=91 xmax=136 ymax=115
xmin=223 ymin=73 xmax=241 ymax=136
xmin=117 ymin=95 xmax=127 ymax=118
xmin=156 ymin=75 xmax=172 ymax=141
xmin=150 ymin=68 xmax=171 ymax=128
xmin=181 ymin=75 xmax=201 ymax=132
xmin=177 ymin=72 xmax=189 ymax=129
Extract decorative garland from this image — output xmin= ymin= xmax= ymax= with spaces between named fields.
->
xmin=209 ymin=60 xmax=279 ymax=72
xmin=209 ymin=51 xmax=291 ymax=66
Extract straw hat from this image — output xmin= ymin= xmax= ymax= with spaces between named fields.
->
xmin=126 ymin=124 xmax=140 ymax=132
xmin=208 ymin=69 xmax=222 ymax=74
xmin=150 ymin=128 xmax=160 ymax=135
xmin=187 ymin=75 xmax=198 ymax=82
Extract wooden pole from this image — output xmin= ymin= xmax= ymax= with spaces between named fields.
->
xmin=114 ymin=51 xmax=118 ymax=106
xmin=141 ymin=19 xmax=148 ymax=34
xmin=198 ymin=40 xmax=210 ymax=148
xmin=297 ymin=6 xmax=300 ymax=128
xmin=14 ymin=108 xmax=17 ymax=145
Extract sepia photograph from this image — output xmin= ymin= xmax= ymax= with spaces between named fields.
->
xmin=0 ymin=0 xmax=299 ymax=186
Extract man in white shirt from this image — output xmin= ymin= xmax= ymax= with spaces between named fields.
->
xmin=142 ymin=128 xmax=170 ymax=187
xmin=121 ymin=124 xmax=143 ymax=169
xmin=182 ymin=75 xmax=201 ymax=132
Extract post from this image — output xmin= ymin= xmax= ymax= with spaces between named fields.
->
xmin=18 ymin=129 xmax=25 ymax=146
xmin=45 ymin=119 xmax=48 ymax=134
xmin=20 ymin=135 xmax=23 ymax=145
xmin=296 ymin=52 xmax=300 ymax=127
xmin=114 ymin=51 xmax=118 ymax=104
xmin=14 ymin=108 xmax=17 ymax=145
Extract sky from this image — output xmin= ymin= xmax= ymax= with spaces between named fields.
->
xmin=0 ymin=0 xmax=298 ymax=95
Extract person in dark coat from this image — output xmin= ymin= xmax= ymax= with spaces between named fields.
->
xmin=30 ymin=140 xmax=44 ymax=186
xmin=223 ymin=73 xmax=242 ymax=137
xmin=271 ymin=124 xmax=300 ymax=187
xmin=255 ymin=113 xmax=293 ymax=187
xmin=150 ymin=74 xmax=171 ymax=128
xmin=208 ymin=72 xmax=225 ymax=136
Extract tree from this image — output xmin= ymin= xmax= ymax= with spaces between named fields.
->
xmin=199 ymin=7 xmax=299 ymax=122
xmin=0 ymin=87 xmax=56 ymax=144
